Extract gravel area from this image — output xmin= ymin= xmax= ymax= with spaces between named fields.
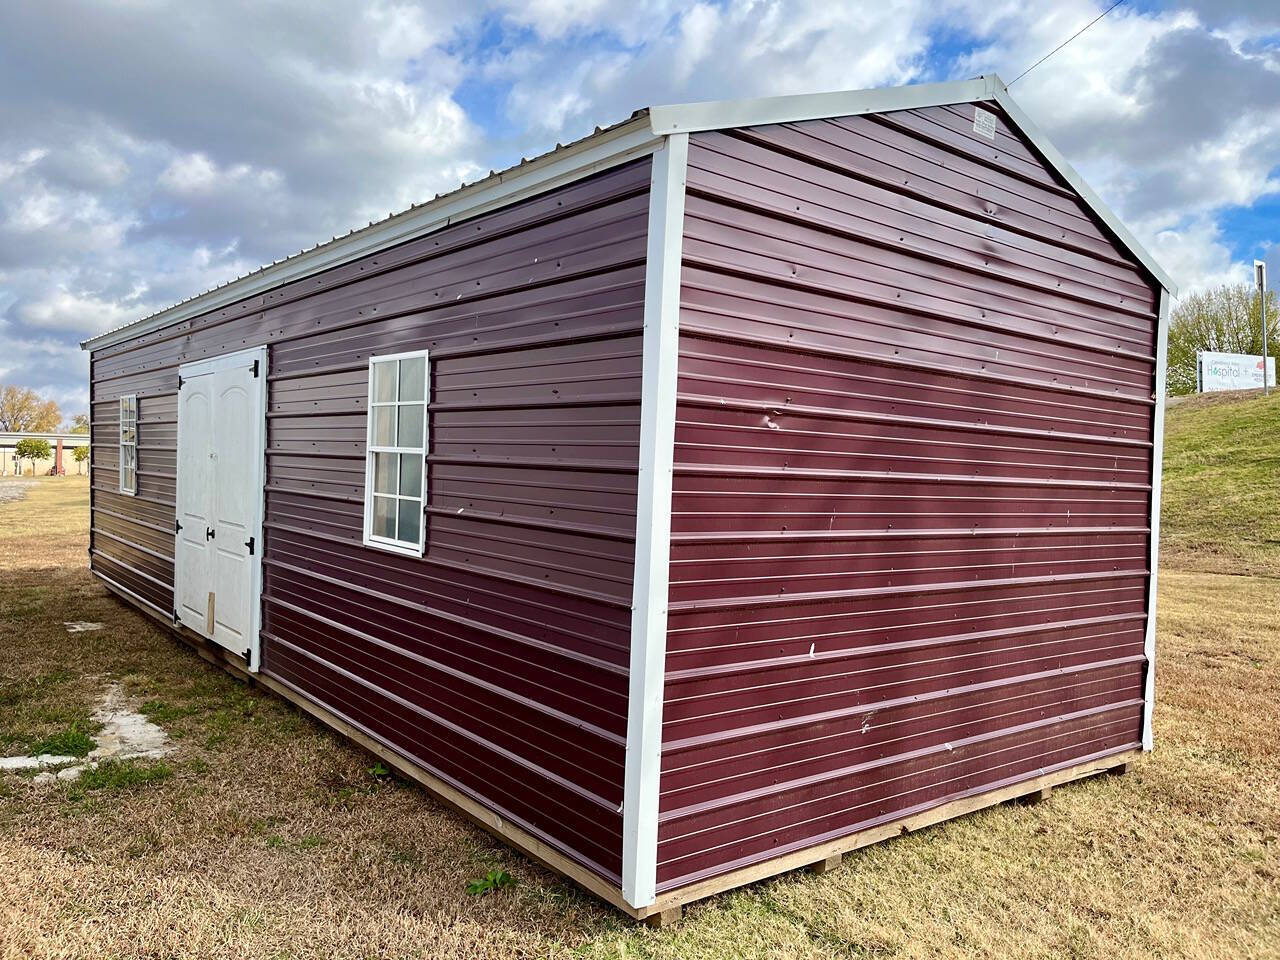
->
xmin=0 ymin=477 xmax=36 ymax=503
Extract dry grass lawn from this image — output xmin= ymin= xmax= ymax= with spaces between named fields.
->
xmin=1 ymin=418 xmax=1278 ymax=959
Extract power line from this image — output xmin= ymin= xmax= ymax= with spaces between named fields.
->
xmin=1009 ymin=0 xmax=1127 ymax=86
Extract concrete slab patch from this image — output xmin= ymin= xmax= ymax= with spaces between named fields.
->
xmin=0 ymin=754 xmax=78 ymax=771
xmin=3 ymin=681 xmax=174 ymax=785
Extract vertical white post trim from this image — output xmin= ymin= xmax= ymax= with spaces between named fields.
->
xmin=622 ymin=132 xmax=688 ymax=908
xmin=1143 ymin=288 xmax=1171 ymax=751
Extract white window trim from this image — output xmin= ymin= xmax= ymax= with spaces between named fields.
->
xmin=119 ymin=394 xmax=137 ymax=496
xmin=362 ymin=350 xmax=430 ymax=557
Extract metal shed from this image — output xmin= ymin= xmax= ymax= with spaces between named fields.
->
xmin=80 ymin=74 xmax=1175 ymax=924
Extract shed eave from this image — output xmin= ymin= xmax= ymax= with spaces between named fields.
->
xmin=649 ymin=74 xmax=1178 ymax=299
xmin=80 ymin=114 xmax=661 ymax=352
xmin=646 ymin=75 xmax=1000 ymax=135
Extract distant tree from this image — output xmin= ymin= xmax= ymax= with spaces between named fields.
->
xmin=1168 ymin=283 xmax=1279 ymax=395
xmin=69 ymin=413 xmax=90 ymax=434
xmin=73 ymin=444 xmax=90 ymax=474
xmin=0 ymin=385 xmax=61 ymax=432
xmin=13 ymin=437 xmax=51 ymax=476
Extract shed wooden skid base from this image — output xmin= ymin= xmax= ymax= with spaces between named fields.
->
xmin=101 ymin=571 xmax=1135 ymax=925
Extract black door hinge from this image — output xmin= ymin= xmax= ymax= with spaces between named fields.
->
xmin=205 ymin=526 xmax=215 ymax=541
xmin=175 ymin=519 xmax=182 ymax=533
xmin=172 ymin=608 xmax=180 ymax=623
xmin=177 ymin=374 xmax=184 ymax=389
xmin=244 ymin=536 xmax=255 ymax=556
xmin=250 ymin=359 xmax=259 ymax=378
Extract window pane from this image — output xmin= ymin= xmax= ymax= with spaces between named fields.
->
xmin=122 ymin=426 xmax=135 ymax=443
xmin=373 ymin=361 xmax=397 ymax=403
xmin=374 ymin=452 xmax=397 ymax=495
xmin=374 ymin=407 xmax=396 ymax=446
xmin=397 ymin=404 xmax=424 ymax=448
xmin=399 ymin=454 xmax=422 ymax=499
xmin=397 ymin=498 xmax=421 ymax=546
xmin=399 ymin=356 xmax=425 ymax=402
xmin=372 ymin=495 xmax=396 ymax=539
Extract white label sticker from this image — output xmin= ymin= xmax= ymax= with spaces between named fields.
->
xmin=973 ymin=107 xmax=997 ymax=140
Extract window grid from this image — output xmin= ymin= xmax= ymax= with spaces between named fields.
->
xmin=119 ymin=395 xmax=137 ymax=495
xmin=363 ymin=351 xmax=428 ymax=556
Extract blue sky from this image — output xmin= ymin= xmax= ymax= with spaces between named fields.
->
xmin=0 ymin=0 xmax=1277 ymax=417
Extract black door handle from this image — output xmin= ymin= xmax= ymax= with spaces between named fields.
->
xmin=205 ymin=526 xmax=215 ymax=541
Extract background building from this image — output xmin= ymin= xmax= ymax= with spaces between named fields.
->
xmin=0 ymin=432 xmax=90 ymax=476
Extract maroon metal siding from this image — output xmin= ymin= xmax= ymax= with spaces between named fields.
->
xmin=656 ymin=105 xmax=1157 ymax=891
xmin=88 ymin=158 xmax=652 ymax=885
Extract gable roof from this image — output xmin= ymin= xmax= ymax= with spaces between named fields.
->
xmin=82 ymin=74 xmax=1174 ymax=352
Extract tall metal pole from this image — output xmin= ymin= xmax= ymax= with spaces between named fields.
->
xmin=1257 ymin=260 xmax=1269 ymax=396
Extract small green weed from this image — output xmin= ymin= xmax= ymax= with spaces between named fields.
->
xmin=368 ymin=761 xmax=390 ymax=779
xmin=466 ymin=869 xmax=515 ymax=896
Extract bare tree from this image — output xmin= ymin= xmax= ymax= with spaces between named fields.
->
xmin=0 ymin=385 xmax=61 ymax=432
xmin=1167 ymin=283 xmax=1279 ymax=395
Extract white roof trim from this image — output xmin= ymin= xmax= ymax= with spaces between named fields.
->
xmin=83 ymin=74 xmax=1175 ymax=352
xmin=82 ymin=116 xmax=660 ymax=351
xmin=647 ymin=75 xmax=1000 ymax=135
xmin=649 ymin=74 xmax=1176 ymax=297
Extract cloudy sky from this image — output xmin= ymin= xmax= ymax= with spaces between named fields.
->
xmin=1 ymin=0 xmax=1277 ymax=417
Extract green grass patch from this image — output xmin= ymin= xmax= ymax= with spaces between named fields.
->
xmin=29 ymin=726 xmax=96 ymax=758
xmin=1162 ymin=391 xmax=1280 ymax=576
xmin=69 ymin=759 xmax=173 ymax=796
xmin=139 ymin=699 xmax=202 ymax=727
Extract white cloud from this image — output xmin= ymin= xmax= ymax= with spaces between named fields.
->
xmin=18 ymin=287 xmax=148 ymax=335
xmin=0 ymin=0 xmax=1277 ymax=414
xmin=3 ymin=182 xmax=135 ymax=251
xmin=0 ymin=147 xmax=48 ymax=182
xmin=158 ymin=152 xmax=282 ymax=195
xmin=1143 ymin=216 xmax=1252 ymax=298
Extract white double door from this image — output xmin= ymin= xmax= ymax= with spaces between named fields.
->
xmin=174 ymin=346 xmax=266 ymax=670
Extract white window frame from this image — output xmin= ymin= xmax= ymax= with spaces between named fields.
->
xmin=362 ymin=350 xmax=430 ymax=557
xmin=119 ymin=394 xmax=137 ymax=496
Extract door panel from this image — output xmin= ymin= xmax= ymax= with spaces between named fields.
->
xmin=212 ymin=367 xmax=256 ymax=654
xmin=174 ymin=347 xmax=265 ymax=668
xmin=175 ymin=374 xmax=216 ymax=632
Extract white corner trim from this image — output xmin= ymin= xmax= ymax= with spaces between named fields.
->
xmin=989 ymin=85 xmax=1178 ymax=298
xmin=648 ymin=76 xmax=1000 ymax=135
xmin=82 ymin=118 xmax=661 ymax=352
xmin=1142 ymin=289 xmax=1171 ymax=751
xmin=622 ymin=132 xmax=688 ymax=909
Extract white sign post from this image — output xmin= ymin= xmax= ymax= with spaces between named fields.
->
xmin=1257 ymin=259 xmax=1269 ymax=396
